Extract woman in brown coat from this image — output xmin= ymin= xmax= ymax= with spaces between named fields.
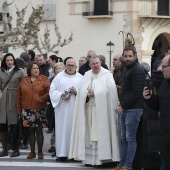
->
xmin=0 ymin=53 xmax=24 ymax=157
xmin=16 ymin=62 xmax=50 ymax=159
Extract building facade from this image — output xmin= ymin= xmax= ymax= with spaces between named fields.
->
xmin=0 ymin=0 xmax=170 ymax=67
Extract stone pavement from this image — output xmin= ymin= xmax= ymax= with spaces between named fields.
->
xmin=0 ymin=128 xmax=117 ymax=169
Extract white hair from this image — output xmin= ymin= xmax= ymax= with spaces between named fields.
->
xmin=53 ymin=62 xmax=65 ymax=70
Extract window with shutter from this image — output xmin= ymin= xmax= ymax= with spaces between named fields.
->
xmin=82 ymin=0 xmax=113 ymax=18
xmin=42 ymin=0 xmax=56 ymax=21
xmin=94 ymin=0 xmax=109 ymax=15
xmin=157 ymin=0 xmax=169 ymax=16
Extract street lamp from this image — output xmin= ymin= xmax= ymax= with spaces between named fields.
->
xmin=106 ymin=41 xmax=114 ymax=68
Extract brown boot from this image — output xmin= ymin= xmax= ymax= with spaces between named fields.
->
xmin=38 ymin=152 xmax=44 ymax=159
xmin=0 ymin=132 xmax=8 ymax=157
xmin=27 ymin=152 xmax=36 ymax=159
xmin=10 ymin=150 xmax=20 ymax=157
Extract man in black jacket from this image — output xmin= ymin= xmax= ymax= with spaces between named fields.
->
xmin=37 ymin=54 xmax=50 ymax=77
xmin=114 ymin=48 xmax=145 ymax=170
xmin=143 ymin=55 xmax=170 ymax=170
xmin=78 ymin=50 xmax=108 ymax=75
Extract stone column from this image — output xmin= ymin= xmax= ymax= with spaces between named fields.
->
xmin=141 ymin=50 xmax=154 ymax=65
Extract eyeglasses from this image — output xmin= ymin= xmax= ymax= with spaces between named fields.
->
xmin=66 ymin=64 xmax=76 ymax=67
xmin=162 ymin=65 xmax=170 ymax=69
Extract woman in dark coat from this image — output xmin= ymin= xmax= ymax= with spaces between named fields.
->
xmin=0 ymin=53 xmax=24 ymax=157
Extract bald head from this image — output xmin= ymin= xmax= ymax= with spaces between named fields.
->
xmin=162 ymin=55 xmax=170 ymax=79
xmin=113 ymin=54 xmax=122 ymax=68
xmin=164 ymin=54 xmax=170 ymax=62
xmin=114 ymin=54 xmax=122 ymax=59
xmin=79 ymin=56 xmax=87 ymax=67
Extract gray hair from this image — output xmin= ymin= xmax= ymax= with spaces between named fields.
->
xmin=89 ymin=56 xmax=100 ymax=64
xmin=66 ymin=58 xmax=77 ymax=66
xmin=140 ymin=62 xmax=150 ymax=73
xmin=87 ymin=50 xmax=96 ymax=54
xmin=80 ymin=56 xmax=87 ymax=61
xmin=87 ymin=50 xmax=96 ymax=58
xmin=98 ymin=55 xmax=106 ymax=64
xmin=53 ymin=62 xmax=65 ymax=71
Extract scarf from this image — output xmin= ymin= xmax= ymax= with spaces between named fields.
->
xmin=4 ymin=65 xmax=15 ymax=76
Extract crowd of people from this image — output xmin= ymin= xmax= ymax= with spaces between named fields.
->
xmin=0 ymin=47 xmax=170 ymax=170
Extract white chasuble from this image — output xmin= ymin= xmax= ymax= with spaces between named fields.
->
xmin=69 ymin=67 xmax=120 ymax=164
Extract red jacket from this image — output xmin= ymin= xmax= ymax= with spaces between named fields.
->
xmin=16 ymin=75 xmax=50 ymax=113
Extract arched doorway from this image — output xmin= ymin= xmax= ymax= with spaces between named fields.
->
xmin=151 ymin=33 xmax=170 ymax=71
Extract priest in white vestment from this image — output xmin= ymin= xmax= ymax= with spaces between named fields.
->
xmin=69 ymin=56 xmax=120 ymax=167
xmin=50 ymin=58 xmax=83 ymax=161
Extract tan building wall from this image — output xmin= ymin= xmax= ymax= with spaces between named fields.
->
xmin=1 ymin=0 xmax=170 ymax=67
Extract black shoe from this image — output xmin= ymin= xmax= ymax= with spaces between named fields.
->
xmin=10 ymin=150 xmax=20 ymax=157
xmin=48 ymin=146 xmax=55 ymax=153
xmin=56 ymin=157 xmax=60 ymax=161
xmin=85 ymin=164 xmax=92 ymax=167
xmin=56 ymin=157 xmax=67 ymax=162
xmin=60 ymin=157 xmax=67 ymax=162
xmin=51 ymin=152 xmax=56 ymax=157
xmin=68 ymin=158 xmax=75 ymax=162
xmin=93 ymin=165 xmax=102 ymax=169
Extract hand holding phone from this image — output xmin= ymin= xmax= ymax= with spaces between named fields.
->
xmin=143 ymin=87 xmax=152 ymax=99
xmin=145 ymin=78 xmax=151 ymax=95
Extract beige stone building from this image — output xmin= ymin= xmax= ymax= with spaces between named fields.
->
xmin=1 ymin=0 xmax=170 ymax=67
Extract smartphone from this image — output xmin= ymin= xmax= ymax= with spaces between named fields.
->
xmin=145 ymin=78 xmax=151 ymax=95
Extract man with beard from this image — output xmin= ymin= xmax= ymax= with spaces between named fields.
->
xmin=37 ymin=55 xmax=50 ymax=77
xmin=113 ymin=48 xmax=145 ymax=170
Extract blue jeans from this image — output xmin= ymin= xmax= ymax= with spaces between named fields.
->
xmin=119 ymin=109 xmax=143 ymax=170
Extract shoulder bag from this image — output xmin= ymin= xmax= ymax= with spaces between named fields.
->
xmin=0 ymin=71 xmax=16 ymax=98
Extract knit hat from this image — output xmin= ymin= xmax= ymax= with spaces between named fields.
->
xmin=16 ymin=57 xmax=25 ymax=69
xmin=20 ymin=52 xmax=30 ymax=62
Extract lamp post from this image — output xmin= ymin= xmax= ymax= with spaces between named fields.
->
xmin=106 ymin=41 xmax=114 ymax=68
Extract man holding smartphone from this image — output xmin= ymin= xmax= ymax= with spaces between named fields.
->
xmin=143 ymin=55 xmax=170 ymax=170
